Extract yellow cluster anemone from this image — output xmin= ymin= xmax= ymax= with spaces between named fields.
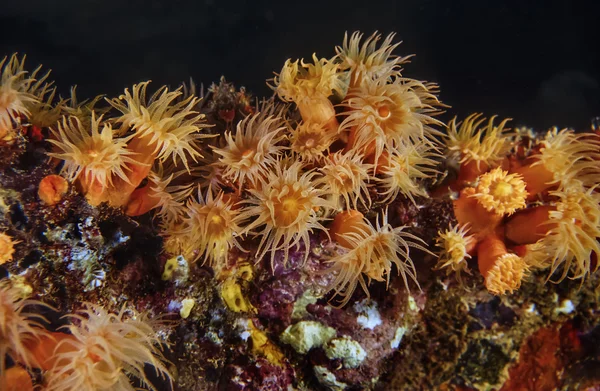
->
xmin=272 ymin=54 xmax=346 ymax=128
xmin=336 ymin=31 xmax=411 ymax=88
xmin=540 ymin=184 xmax=600 ymax=281
xmin=0 ymin=282 xmax=51 ymax=372
xmin=340 ymin=76 xmax=443 ymax=167
xmin=47 ymin=113 xmax=138 ymax=190
xmin=435 ymin=224 xmax=476 ymax=280
xmin=289 ymin=121 xmax=336 ymax=163
xmin=125 ymin=168 xmax=194 ymax=222
xmin=327 ymin=210 xmax=426 ymax=307
xmin=0 ymin=54 xmax=38 ymax=141
xmin=378 ymin=143 xmax=440 ymax=204
xmin=108 ymin=81 xmax=207 ymax=170
xmin=513 ymin=128 xmax=600 ymax=196
xmin=318 ymin=151 xmax=372 ymax=211
xmin=470 ymin=167 xmax=528 ymax=216
xmin=45 ymin=303 xmax=172 ymax=391
xmin=213 ymin=112 xmax=287 ymax=189
xmin=444 ymin=114 xmax=512 ymax=182
xmin=177 ymin=188 xmax=246 ymax=267
xmin=240 ymin=161 xmax=334 ymax=267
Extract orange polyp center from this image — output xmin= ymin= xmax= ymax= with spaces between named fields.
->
xmin=304 ymin=138 xmax=316 ymax=148
xmin=281 ymin=198 xmax=298 ymax=213
xmin=377 ymin=105 xmax=391 ymax=119
xmin=329 ymin=210 xmax=369 ymax=249
xmin=492 ymin=181 xmax=513 ymax=198
xmin=211 ymin=214 xmax=223 ymax=225
xmin=242 ymin=149 xmax=255 ymax=159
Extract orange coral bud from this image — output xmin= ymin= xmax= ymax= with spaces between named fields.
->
xmin=329 ymin=209 xmax=369 ymax=249
xmin=504 ymin=205 xmax=556 ymax=245
xmin=0 ymin=232 xmax=17 ymax=265
xmin=0 ymin=365 xmax=33 ymax=391
xmin=511 ymin=160 xmax=555 ymax=201
xmin=125 ymin=184 xmax=161 ymax=217
xmin=23 ymin=331 xmax=77 ymax=371
xmin=38 ymin=175 xmax=69 ymax=206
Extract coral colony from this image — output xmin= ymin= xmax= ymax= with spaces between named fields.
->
xmin=0 ymin=31 xmax=599 ymax=390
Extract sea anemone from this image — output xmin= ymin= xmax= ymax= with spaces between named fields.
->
xmin=289 ymin=121 xmax=337 ymax=163
xmin=213 ymin=112 xmax=287 ymax=189
xmin=125 ymin=168 xmax=194 ymax=222
xmin=0 ymin=281 xmax=51 ymax=373
xmin=435 ymin=224 xmax=476 ymax=281
xmin=513 ymin=128 xmax=600 ymax=196
xmin=271 ymin=54 xmax=346 ymax=128
xmin=108 ymin=81 xmax=207 ymax=170
xmin=327 ymin=210 xmax=426 ymax=307
xmin=470 ymin=167 xmax=528 ymax=216
xmin=0 ymin=54 xmax=38 ymax=141
xmin=318 ymin=151 xmax=373 ymax=211
xmin=175 ymin=187 xmax=246 ymax=267
xmin=336 ymin=31 xmax=412 ymax=88
xmin=537 ymin=183 xmax=600 ymax=281
xmin=444 ymin=114 xmax=512 ymax=182
xmin=239 ymin=161 xmax=333 ymax=267
xmin=377 ymin=142 xmax=440 ymax=204
xmin=340 ymin=75 xmax=443 ymax=167
xmin=47 ymin=113 xmax=138 ymax=190
xmin=45 ymin=303 xmax=172 ymax=391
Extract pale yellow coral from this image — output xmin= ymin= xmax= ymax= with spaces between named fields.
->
xmin=239 ymin=161 xmax=333 ymax=266
xmin=318 ymin=151 xmax=372 ymax=211
xmin=328 ymin=211 xmax=426 ymax=307
xmin=340 ymin=76 xmax=443 ymax=166
xmin=214 ymin=113 xmax=287 ymax=189
xmin=336 ymin=31 xmax=412 ymax=88
xmin=272 ymin=54 xmax=346 ymax=127
xmin=378 ymin=142 xmax=440 ymax=204
xmin=0 ymin=54 xmax=39 ymax=140
xmin=289 ymin=121 xmax=336 ymax=162
xmin=108 ymin=81 xmax=207 ymax=169
xmin=532 ymin=128 xmax=600 ymax=189
xmin=273 ymin=54 xmax=346 ymax=104
xmin=471 ymin=167 xmax=528 ymax=215
xmin=47 ymin=113 xmax=138 ymax=189
xmin=541 ymin=182 xmax=600 ymax=281
xmin=177 ymin=188 xmax=246 ymax=267
xmin=444 ymin=114 xmax=512 ymax=169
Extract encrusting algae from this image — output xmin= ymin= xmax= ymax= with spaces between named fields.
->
xmin=0 ymin=30 xmax=599 ymax=390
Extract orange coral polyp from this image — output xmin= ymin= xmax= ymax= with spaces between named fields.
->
xmin=477 ymin=234 xmax=527 ymax=295
xmin=240 ymin=162 xmax=333 ymax=266
xmin=329 ymin=210 xmax=370 ymax=249
xmin=471 ymin=168 xmax=528 ymax=216
xmin=38 ymin=175 xmax=69 ymax=206
xmin=453 ymin=187 xmax=502 ymax=238
xmin=504 ymin=205 xmax=556 ymax=245
xmin=512 ymin=159 xmax=555 ymax=200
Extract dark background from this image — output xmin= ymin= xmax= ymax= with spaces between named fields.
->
xmin=1 ymin=0 xmax=598 ymax=130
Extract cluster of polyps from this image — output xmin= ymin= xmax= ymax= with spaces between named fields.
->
xmin=437 ymin=116 xmax=600 ymax=294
